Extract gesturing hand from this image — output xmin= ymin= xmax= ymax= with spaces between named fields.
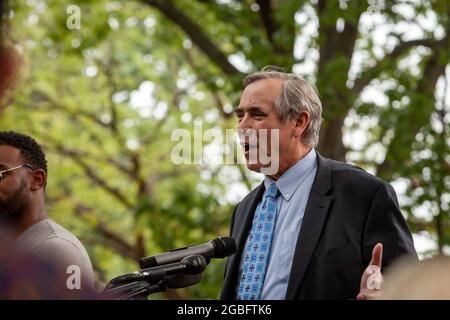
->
xmin=357 ymin=243 xmax=384 ymax=300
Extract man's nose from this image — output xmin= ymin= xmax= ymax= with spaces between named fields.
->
xmin=237 ymin=113 xmax=251 ymax=130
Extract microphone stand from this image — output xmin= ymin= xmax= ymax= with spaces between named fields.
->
xmin=116 ymin=281 xmax=167 ymax=300
xmin=102 ymin=255 xmax=208 ymax=300
xmin=103 ymin=280 xmax=168 ymax=300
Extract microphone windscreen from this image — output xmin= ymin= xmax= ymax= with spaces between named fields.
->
xmin=181 ymin=255 xmax=207 ymax=274
xmin=212 ymin=237 xmax=236 ymax=258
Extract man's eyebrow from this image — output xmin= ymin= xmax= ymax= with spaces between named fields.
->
xmin=234 ymin=106 xmax=265 ymax=113
xmin=0 ymin=164 xmax=8 ymax=170
xmin=248 ymin=106 xmax=266 ymax=113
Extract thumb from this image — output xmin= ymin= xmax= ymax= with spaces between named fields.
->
xmin=369 ymin=243 xmax=383 ymax=267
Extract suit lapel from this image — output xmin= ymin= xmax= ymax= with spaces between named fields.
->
xmin=285 ymin=154 xmax=333 ymax=299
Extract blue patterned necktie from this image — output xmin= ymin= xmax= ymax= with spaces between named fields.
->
xmin=237 ymin=182 xmax=279 ymax=300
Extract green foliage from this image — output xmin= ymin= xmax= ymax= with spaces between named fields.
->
xmin=1 ymin=0 xmax=449 ymax=297
xmin=1 ymin=0 xmax=242 ymax=298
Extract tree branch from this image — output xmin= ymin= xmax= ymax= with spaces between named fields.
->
xmin=376 ymin=53 xmax=448 ymax=179
xmin=353 ymin=39 xmax=438 ymax=95
xmin=95 ymin=51 xmax=120 ymax=134
xmin=256 ymin=0 xmax=277 ymax=46
xmin=315 ymin=0 xmax=367 ymax=160
xmin=49 ymin=143 xmax=134 ymax=208
xmin=317 ymin=0 xmax=364 ymax=76
xmin=72 ymin=203 xmax=138 ymax=260
xmin=141 ymin=0 xmax=241 ymax=76
xmin=28 ymin=89 xmax=110 ymax=129
xmin=184 ymin=49 xmax=233 ymax=118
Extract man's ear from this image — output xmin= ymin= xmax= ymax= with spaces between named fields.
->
xmin=293 ymin=111 xmax=310 ymax=138
xmin=30 ymin=169 xmax=46 ymax=191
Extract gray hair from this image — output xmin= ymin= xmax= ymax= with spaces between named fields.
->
xmin=243 ymin=66 xmax=322 ymax=148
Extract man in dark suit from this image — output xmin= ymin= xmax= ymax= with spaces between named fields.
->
xmin=221 ymin=67 xmax=417 ymax=300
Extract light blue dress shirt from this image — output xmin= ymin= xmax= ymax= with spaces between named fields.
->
xmin=238 ymin=148 xmax=318 ymax=299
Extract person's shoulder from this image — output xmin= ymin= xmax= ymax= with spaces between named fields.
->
xmin=35 ymin=221 xmax=95 ymax=282
xmin=38 ymin=220 xmax=88 ymax=254
xmin=28 ymin=220 xmax=91 ymax=268
xmin=321 ymin=156 xmax=390 ymax=189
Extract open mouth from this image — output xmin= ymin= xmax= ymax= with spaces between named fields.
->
xmin=241 ymin=142 xmax=257 ymax=155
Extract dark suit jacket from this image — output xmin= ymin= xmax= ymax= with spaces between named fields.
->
xmin=221 ymin=153 xmax=417 ymax=300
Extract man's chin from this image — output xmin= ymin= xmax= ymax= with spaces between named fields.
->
xmin=245 ymin=162 xmax=280 ymax=176
xmin=245 ymin=162 xmax=262 ymax=173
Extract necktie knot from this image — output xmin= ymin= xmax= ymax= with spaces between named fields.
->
xmin=265 ymin=183 xmax=279 ymax=199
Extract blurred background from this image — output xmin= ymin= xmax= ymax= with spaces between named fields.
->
xmin=0 ymin=0 xmax=449 ymax=299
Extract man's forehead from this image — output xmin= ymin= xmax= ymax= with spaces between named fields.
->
xmin=239 ymin=78 xmax=283 ymax=104
xmin=0 ymin=145 xmax=23 ymax=165
xmin=243 ymin=77 xmax=284 ymax=93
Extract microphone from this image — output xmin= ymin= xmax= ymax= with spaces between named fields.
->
xmin=107 ymin=255 xmax=207 ymax=288
xmin=139 ymin=237 xmax=236 ymax=269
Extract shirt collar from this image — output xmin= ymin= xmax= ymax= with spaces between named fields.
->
xmin=264 ymin=149 xmax=317 ymax=201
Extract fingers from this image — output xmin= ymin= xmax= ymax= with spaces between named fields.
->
xmin=358 ymin=243 xmax=384 ymax=300
xmin=369 ymin=242 xmax=383 ymax=267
